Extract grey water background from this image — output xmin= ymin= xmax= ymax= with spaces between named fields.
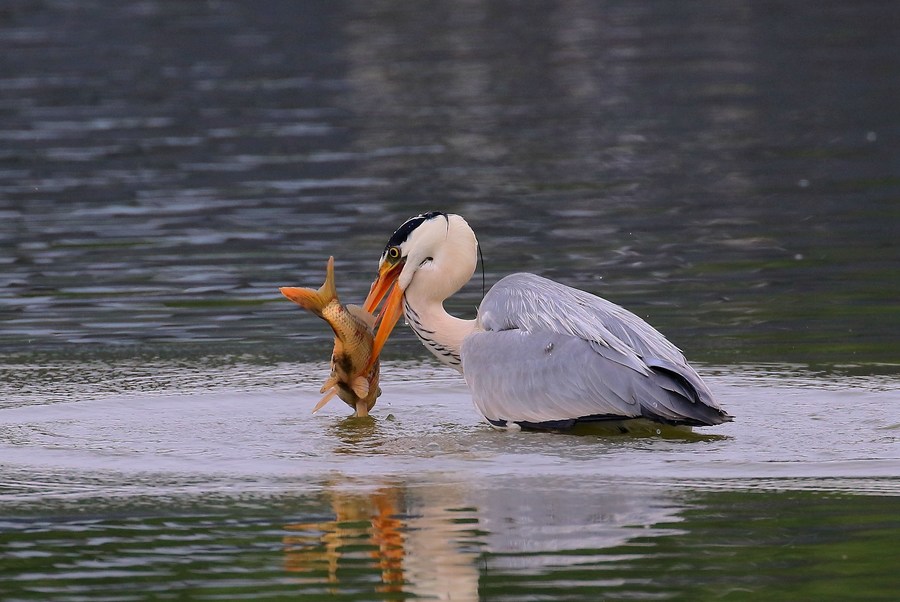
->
xmin=1 ymin=0 xmax=898 ymax=600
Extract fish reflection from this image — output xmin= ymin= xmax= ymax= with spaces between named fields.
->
xmin=283 ymin=482 xmax=481 ymax=599
xmin=283 ymin=486 xmax=405 ymax=591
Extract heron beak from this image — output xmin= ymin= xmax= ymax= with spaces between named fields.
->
xmin=363 ymin=261 xmax=404 ymax=368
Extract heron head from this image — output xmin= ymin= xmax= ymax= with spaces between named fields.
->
xmin=363 ymin=211 xmax=459 ymax=364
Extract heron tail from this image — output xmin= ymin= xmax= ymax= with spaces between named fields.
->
xmin=642 ymin=360 xmax=733 ymax=426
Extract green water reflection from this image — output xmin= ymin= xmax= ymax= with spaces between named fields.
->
xmin=2 ymin=481 xmax=897 ymax=601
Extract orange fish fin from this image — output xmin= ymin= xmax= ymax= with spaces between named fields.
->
xmin=279 ymin=256 xmax=338 ymax=315
xmin=312 ymin=387 xmax=338 ymax=414
xmin=319 ymin=375 xmax=339 ymax=394
xmin=279 ymin=285 xmax=324 ymax=314
xmin=351 ymin=375 xmax=369 ymax=399
xmin=320 ymin=255 xmax=337 ymax=303
xmin=346 ymin=304 xmax=376 ymax=331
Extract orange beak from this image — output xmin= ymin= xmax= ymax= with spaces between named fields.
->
xmin=363 ymin=261 xmax=405 ymax=369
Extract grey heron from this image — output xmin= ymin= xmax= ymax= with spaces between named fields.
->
xmin=363 ymin=212 xmax=732 ymax=430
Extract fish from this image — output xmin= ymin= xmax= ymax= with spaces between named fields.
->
xmin=279 ymin=256 xmax=381 ymax=417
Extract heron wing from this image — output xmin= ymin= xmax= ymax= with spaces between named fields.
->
xmin=462 ymin=273 xmax=729 ymax=427
xmin=476 ymin=273 xmax=686 ymax=366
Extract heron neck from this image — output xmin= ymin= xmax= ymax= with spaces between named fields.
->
xmin=400 ymin=213 xmax=479 ymax=372
xmin=403 ymin=287 xmax=476 ymax=373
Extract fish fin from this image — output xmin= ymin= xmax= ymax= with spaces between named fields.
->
xmin=279 ymin=285 xmax=325 ymax=314
xmin=351 ymin=375 xmax=369 ymax=399
xmin=279 ymin=256 xmax=338 ymax=315
xmin=355 ymin=400 xmax=369 ymax=418
xmin=320 ymin=255 xmax=337 ymax=303
xmin=312 ymin=387 xmax=338 ymax=414
xmin=346 ymin=304 xmax=376 ymax=330
xmin=319 ymin=375 xmax=339 ymax=394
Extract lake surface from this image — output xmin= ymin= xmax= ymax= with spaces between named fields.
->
xmin=1 ymin=0 xmax=898 ymax=600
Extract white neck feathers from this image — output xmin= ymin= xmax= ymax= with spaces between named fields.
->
xmin=400 ymin=214 xmax=479 ymax=371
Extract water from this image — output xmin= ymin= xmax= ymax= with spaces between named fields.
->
xmin=1 ymin=0 xmax=899 ymax=599
xmin=1 ymin=363 xmax=898 ymax=600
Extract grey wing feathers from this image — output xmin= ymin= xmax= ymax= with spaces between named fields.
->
xmin=465 ymin=273 xmax=730 ymax=427
xmin=478 ymin=273 xmax=685 ymax=366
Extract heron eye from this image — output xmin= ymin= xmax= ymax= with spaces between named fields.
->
xmin=387 ymin=246 xmax=401 ymax=260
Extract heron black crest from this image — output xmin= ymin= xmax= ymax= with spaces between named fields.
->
xmin=384 ymin=211 xmax=447 ymax=256
xmin=478 ymin=241 xmax=486 ymax=300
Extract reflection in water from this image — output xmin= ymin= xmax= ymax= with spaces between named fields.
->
xmin=283 ymin=481 xmax=481 ymax=599
xmin=1 ymin=473 xmax=897 ymax=601
xmin=279 ymin=477 xmax=686 ymax=599
xmin=328 ymin=415 xmax=385 ymax=455
xmin=283 ymin=485 xmax=406 ymax=592
xmin=0 ymin=362 xmax=897 ymax=602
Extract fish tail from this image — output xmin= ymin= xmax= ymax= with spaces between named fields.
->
xmin=279 ymin=256 xmax=338 ymax=316
xmin=320 ymin=255 xmax=337 ymax=302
